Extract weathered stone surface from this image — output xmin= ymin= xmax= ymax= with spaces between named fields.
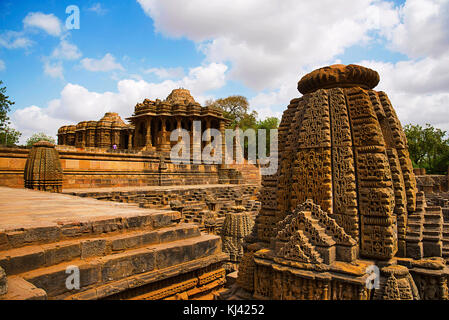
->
xmin=229 ymin=64 xmax=449 ymax=301
xmin=24 ymin=140 xmax=63 ymax=193
xmin=0 ymin=276 xmax=46 ymax=300
xmin=0 ymin=266 xmax=7 ymax=295
xmin=0 ymin=186 xmax=229 ymax=300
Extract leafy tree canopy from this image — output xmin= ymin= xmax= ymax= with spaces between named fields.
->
xmin=0 ymin=80 xmax=21 ymax=146
xmin=404 ymin=123 xmax=449 ymax=174
xmin=26 ymin=132 xmax=56 ymax=147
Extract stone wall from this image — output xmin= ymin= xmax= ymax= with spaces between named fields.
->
xmin=227 ymin=159 xmax=261 ymax=185
xmin=0 ymin=147 xmax=230 ymax=189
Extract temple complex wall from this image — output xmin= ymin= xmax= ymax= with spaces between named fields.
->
xmin=414 ymin=168 xmax=449 ymax=195
xmin=0 ymin=147 xmax=227 ymax=189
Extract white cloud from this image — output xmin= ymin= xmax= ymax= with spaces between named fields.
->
xmin=51 ymin=39 xmax=82 ymax=60
xmin=43 ymin=61 xmax=64 ymax=79
xmin=136 ymin=0 xmax=449 ymax=134
xmin=145 ymin=66 xmax=185 ymax=79
xmin=137 ymin=0 xmax=400 ymax=90
xmin=11 ymin=63 xmax=228 ymax=143
xmin=0 ymin=31 xmax=33 ymax=49
xmin=11 ymin=105 xmax=70 ymax=143
xmin=0 ymin=60 xmax=5 ymax=71
xmin=358 ymin=58 xmax=449 ymax=131
xmin=23 ymin=12 xmax=62 ymax=37
xmin=249 ymin=83 xmax=297 ymax=120
xmin=88 ymin=3 xmax=108 ymax=15
xmin=387 ymin=0 xmax=449 ymax=59
xmin=80 ymin=53 xmax=125 ymax=72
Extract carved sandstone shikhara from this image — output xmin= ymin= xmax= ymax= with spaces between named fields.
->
xmin=225 ymin=64 xmax=449 ymax=300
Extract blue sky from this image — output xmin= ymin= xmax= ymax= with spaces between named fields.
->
xmin=1 ymin=0 xmax=449 ymax=143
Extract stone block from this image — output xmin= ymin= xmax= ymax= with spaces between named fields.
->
xmin=100 ymin=249 xmax=155 ymax=282
xmin=44 ymin=242 xmax=81 ymax=266
xmin=315 ymin=246 xmax=336 ymax=264
xmin=423 ymin=240 xmax=442 ymax=257
xmin=141 ymin=231 xmax=160 ymax=246
xmin=81 ymin=239 xmax=107 ymax=259
xmin=336 ymin=245 xmax=358 ymax=262
xmin=0 ymin=276 xmax=46 ymax=300
xmin=0 ymin=266 xmax=7 ymax=295
xmin=0 ymin=247 xmax=45 ymax=275
xmin=25 ymin=262 xmax=100 ymax=297
xmin=110 ymin=235 xmax=142 ymax=251
xmin=406 ymin=241 xmax=423 ymax=260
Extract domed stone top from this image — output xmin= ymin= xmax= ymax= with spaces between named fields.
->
xmin=297 ymin=64 xmax=380 ymax=95
xmin=33 ymin=140 xmax=55 ymax=148
xmin=98 ymin=112 xmax=127 ymax=127
xmin=165 ymin=88 xmax=197 ymax=104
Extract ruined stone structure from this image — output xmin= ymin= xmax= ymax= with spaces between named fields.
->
xmin=24 ymin=141 xmax=63 ymax=193
xmin=0 ymin=187 xmax=228 ymax=300
xmin=57 ymin=89 xmax=229 ymax=155
xmin=414 ymin=168 xmax=449 ymax=195
xmin=221 ymin=207 xmax=255 ymax=270
xmin=58 ymin=112 xmax=133 ymax=150
xmin=65 ymin=184 xmax=260 ymax=268
xmin=64 ymin=184 xmax=260 ymax=233
xmin=224 ymin=64 xmax=449 ymax=300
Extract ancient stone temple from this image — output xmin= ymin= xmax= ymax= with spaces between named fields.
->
xmin=224 ymin=64 xmax=449 ymax=300
xmin=57 ymin=89 xmax=229 ymax=154
xmin=58 ymin=112 xmax=133 ymax=150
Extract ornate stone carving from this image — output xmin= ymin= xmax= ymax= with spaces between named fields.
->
xmin=24 ymin=141 xmax=63 ymax=193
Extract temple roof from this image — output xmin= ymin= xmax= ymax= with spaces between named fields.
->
xmin=165 ymin=88 xmax=197 ymax=104
xmin=129 ymin=88 xmax=227 ymax=121
xmin=297 ymin=64 xmax=380 ymax=95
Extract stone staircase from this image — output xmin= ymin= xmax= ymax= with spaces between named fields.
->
xmin=422 ymin=206 xmax=443 ymax=257
xmin=0 ymin=205 xmax=226 ymax=300
xmin=406 ymin=192 xmax=425 ymax=259
xmin=442 ymin=208 xmax=449 ymax=259
xmin=406 ymin=191 xmax=444 ymax=259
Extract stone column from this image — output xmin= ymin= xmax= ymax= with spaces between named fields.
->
xmin=219 ymin=120 xmax=226 ymax=166
xmin=128 ymin=132 xmax=133 ymax=150
xmin=192 ymin=118 xmax=202 ymax=163
xmin=160 ymin=117 xmax=170 ymax=152
xmin=146 ymin=118 xmax=152 ymax=148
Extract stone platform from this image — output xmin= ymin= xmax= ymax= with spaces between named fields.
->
xmin=63 ymin=184 xmax=260 ymax=233
xmin=0 ymin=187 xmax=228 ymax=300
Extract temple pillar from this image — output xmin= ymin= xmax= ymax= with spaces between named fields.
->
xmin=113 ymin=130 xmax=120 ymax=147
xmin=128 ymin=132 xmax=133 ymax=150
xmin=205 ymin=118 xmax=215 ymax=160
xmin=192 ymin=118 xmax=201 ymax=163
xmin=219 ymin=120 xmax=226 ymax=167
xmin=160 ymin=117 xmax=170 ymax=152
xmin=145 ymin=117 xmax=152 ymax=148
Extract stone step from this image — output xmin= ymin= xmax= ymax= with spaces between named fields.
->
xmin=0 ymin=209 xmax=181 ymax=251
xmin=68 ymin=254 xmax=228 ymax=300
xmin=16 ymin=233 xmax=222 ymax=299
xmin=0 ymin=224 xmax=200 ymax=276
xmin=425 ymin=206 xmax=442 ymax=213
xmin=442 ymin=248 xmax=449 ymax=257
xmin=0 ymin=276 xmax=47 ymax=300
xmin=302 ymin=213 xmax=336 ymax=246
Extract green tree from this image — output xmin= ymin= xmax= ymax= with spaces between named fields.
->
xmin=404 ymin=123 xmax=449 ymax=174
xmin=256 ymin=117 xmax=280 ymax=157
xmin=0 ymin=80 xmax=21 ymax=146
xmin=26 ymin=132 xmax=56 ymax=147
xmin=206 ymin=95 xmax=256 ymax=129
